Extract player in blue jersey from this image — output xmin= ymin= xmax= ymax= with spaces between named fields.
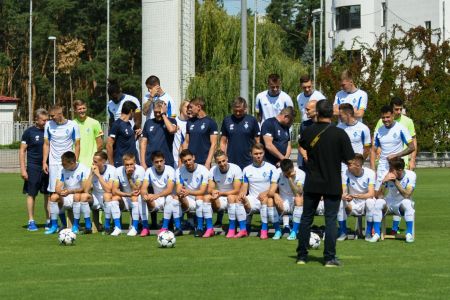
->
xmin=20 ymin=109 xmax=50 ymax=231
xmin=366 ymin=157 xmax=416 ymax=243
xmin=175 ymin=149 xmax=210 ymax=237
xmin=107 ymin=101 xmax=140 ymax=167
xmin=107 ymin=78 xmax=142 ymax=131
xmin=141 ymin=152 xmax=179 ymax=236
xmin=112 ymin=153 xmax=146 ymax=236
xmin=261 ymin=107 xmax=295 ymax=167
xmin=183 ymin=97 xmax=218 ymax=169
xmin=255 ymin=74 xmax=294 ymax=124
xmin=45 ymin=151 xmax=91 ymax=234
xmin=333 ymin=70 xmax=368 ymax=122
xmin=205 ymin=150 xmax=243 ymax=238
xmin=140 ymin=100 xmax=177 ymax=169
xmin=239 ymin=143 xmax=279 ymax=239
xmin=142 ymin=75 xmax=176 ymax=119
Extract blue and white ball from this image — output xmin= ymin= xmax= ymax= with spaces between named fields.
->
xmin=58 ymin=228 xmax=76 ymax=246
xmin=157 ymin=231 xmax=176 ymax=248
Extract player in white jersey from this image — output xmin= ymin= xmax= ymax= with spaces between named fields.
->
xmin=142 ymin=75 xmax=176 ymax=120
xmin=337 ymin=154 xmax=375 ymax=241
xmin=204 ymin=151 xmax=242 ymax=238
xmin=268 ymin=159 xmax=305 ymax=241
xmin=338 ymin=103 xmax=371 ymax=174
xmin=111 ymin=153 xmax=146 ymax=236
xmin=140 ymin=151 xmax=179 ymax=236
xmin=333 ymin=70 xmax=368 ymax=122
xmin=43 ymin=105 xmax=80 ymax=193
xmin=255 ymin=74 xmax=294 ymax=124
xmin=173 ymin=100 xmax=190 ymax=168
xmin=296 ymin=75 xmax=326 ymax=122
xmin=175 ymin=149 xmax=210 ymax=237
xmin=238 ymin=143 xmax=279 ymax=239
xmin=107 ymin=79 xmax=142 ymax=131
xmin=45 ymin=151 xmax=90 ymax=234
xmin=370 ymin=105 xmax=415 ymax=194
xmin=86 ymin=151 xmax=116 ymax=235
xmin=366 ymin=158 xmax=416 ymax=243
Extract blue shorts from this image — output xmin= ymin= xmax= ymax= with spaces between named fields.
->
xmin=23 ymin=165 xmax=49 ymax=197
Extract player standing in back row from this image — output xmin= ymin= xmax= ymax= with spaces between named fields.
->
xmin=333 ymin=70 xmax=368 ymax=122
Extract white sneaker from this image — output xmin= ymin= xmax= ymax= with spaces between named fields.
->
xmin=368 ymin=233 xmax=380 ymax=243
xmin=405 ymin=233 xmax=415 ymax=243
xmin=110 ymin=227 xmax=122 ymax=236
xmin=337 ymin=233 xmax=347 ymax=241
xmin=365 ymin=234 xmax=372 ymax=241
xmin=127 ymin=227 xmax=138 ymax=236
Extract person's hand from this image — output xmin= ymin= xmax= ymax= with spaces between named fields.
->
xmin=288 ymin=169 xmax=296 ymax=179
xmin=342 ymin=194 xmax=352 ymax=201
xmin=387 ymin=154 xmax=397 ymax=161
xmin=383 ymin=172 xmax=396 ymax=182
xmin=212 ymin=190 xmax=220 ymax=199
xmin=92 ymin=164 xmax=100 ymax=177
xmin=204 ymin=160 xmax=211 ymax=170
xmin=132 ymin=189 xmax=140 ymax=197
xmin=276 ymin=161 xmax=281 ymax=168
xmin=141 ymin=163 xmax=148 ymax=170
xmin=257 ymin=192 xmax=268 ymax=202
xmin=135 ymin=128 xmax=142 ymax=137
xmin=161 ymin=104 xmax=168 ymax=115
xmin=60 ymin=189 xmax=69 ymax=197
xmin=145 ymin=194 xmax=157 ymax=202
xmin=408 ymin=159 xmax=416 ymax=171
xmin=42 ymin=162 xmax=49 ymax=174
xmin=21 ymin=170 xmax=28 ymax=181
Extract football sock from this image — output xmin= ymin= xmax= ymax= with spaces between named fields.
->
xmin=131 ymin=202 xmax=139 ymax=229
xmin=73 ymin=202 xmax=81 ymax=219
xmin=392 ymin=220 xmax=400 ymax=232
xmin=172 ymin=200 xmax=181 ymax=219
xmin=366 ymin=221 xmax=373 ymax=236
xmin=104 ymin=218 xmax=111 ymax=230
xmin=260 ymin=204 xmax=268 ymax=231
xmin=140 ymin=198 xmax=148 ymax=222
xmin=373 ymin=222 xmax=381 ymax=235
xmin=162 ymin=218 xmax=170 ymax=229
xmin=110 ymin=201 xmax=121 ymax=219
xmin=113 ymin=218 xmax=121 ymax=229
xmin=338 ymin=221 xmax=347 ymax=235
xmin=142 ymin=219 xmax=149 ymax=229
xmin=174 ymin=218 xmax=181 ymax=229
xmin=228 ymin=203 xmax=236 ymax=230
xmin=406 ymin=221 xmax=413 ymax=234
xmin=73 ymin=218 xmax=80 ymax=227
xmin=85 ymin=217 xmax=92 ymax=230
xmin=202 ymin=202 xmax=213 ymax=229
xmin=282 ymin=214 xmax=290 ymax=228
xmin=195 ymin=199 xmax=204 ymax=230
xmin=81 ymin=202 xmax=91 ymax=219
xmin=292 ymin=206 xmax=303 ymax=233
xmin=50 ymin=202 xmax=59 ymax=224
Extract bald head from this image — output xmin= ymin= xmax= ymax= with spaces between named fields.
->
xmin=305 ymin=100 xmax=317 ymax=121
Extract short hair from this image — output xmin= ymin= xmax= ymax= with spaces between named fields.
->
xmin=341 ymin=69 xmax=353 ymax=81
xmin=151 ymin=151 xmax=165 ymax=161
xmin=179 ymin=149 xmax=194 ymax=159
xmin=299 ymin=75 xmax=311 ymax=84
xmin=180 ymin=100 xmax=190 ymax=113
xmin=145 ymin=75 xmax=160 ymax=87
xmin=61 ymin=151 xmax=76 ymax=163
xmin=316 ymin=100 xmax=333 ymax=118
xmin=390 ymin=97 xmax=404 ymax=107
xmin=121 ymin=101 xmax=138 ymax=114
xmin=267 ymin=73 xmax=281 ymax=83
xmin=50 ymin=104 xmax=63 ymax=112
xmin=339 ymin=103 xmax=354 ymax=116
xmin=153 ymin=100 xmax=165 ymax=110
xmin=352 ymin=153 xmax=365 ymax=165
xmin=280 ymin=159 xmax=294 ymax=172
xmin=389 ymin=157 xmax=405 ymax=170
xmin=380 ymin=105 xmax=393 ymax=114
xmin=122 ymin=153 xmax=136 ymax=161
xmin=280 ymin=106 xmax=296 ymax=118
xmin=73 ymin=99 xmax=86 ymax=110
xmin=34 ymin=108 xmax=48 ymax=119
xmin=232 ymin=96 xmax=247 ymax=108
xmin=251 ymin=143 xmax=265 ymax=152
xmin=214 ymin=150 xmax=227 ymax=160
xmin=94 ymin=150 xmax=108 ymax=161
xmin=107 ymin=78 xmax=121 ymax=95
xmin=190 ymin=97 xmax=206 ymax=110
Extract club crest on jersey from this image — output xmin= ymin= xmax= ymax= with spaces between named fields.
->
xmin=393 ymin=133 xmax=398 ymax=138
xmin=226 ymin=177 xmax=232 ymax=183
xmin=196 ymin=177 xmax=200 ymax=183
xmin=244 ymin=121 xmax=249 ymax=129
xmin=277 ymin=130 xmax=281 ymax=136
xmin=86 ymin=128 xmax=90 ymax=133
xmin=35 ymin=135 xmax=40 ymax=141
xmin=352 ymin=98 xmax=356 ymax=104
xmin=76 ymin=174 xmax=81 ymax=181
xmin=229 ymin=124 xmax=234 ymax=130
xmin=353 ymin=131 xmax=358 ymax=137
xmin=190 ymin=125 xmax=195 ymax=130
xmin=201 ymin=123 xmax=205 ymax=130
xmin=125 ymin=128 xmax=129 ymax=135
xmin=149 ymin=126 xmax=154 ymax=132
xmin=262 ymin=172 xmax=267 ymax=177
xmin=66 ymin=129 xmax=70 ymax=134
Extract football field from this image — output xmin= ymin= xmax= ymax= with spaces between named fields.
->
xmin=0 ymin=169 xmax=449 ymax=299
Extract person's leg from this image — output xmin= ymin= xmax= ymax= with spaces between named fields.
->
xmin=322 ymin=194 xmax=341 ymax=263
xmin=296 ymin=193 xmax=321 ymax=261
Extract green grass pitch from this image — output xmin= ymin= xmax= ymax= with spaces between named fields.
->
xmin=1 ymin=169 xmax=450 ymax=299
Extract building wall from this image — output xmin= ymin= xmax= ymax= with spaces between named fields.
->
xmin=0 ymin=103 xmax=18 ymax=145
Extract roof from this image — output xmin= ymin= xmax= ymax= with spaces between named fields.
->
xmin=0 ymin=96 xmax=20 ymax=103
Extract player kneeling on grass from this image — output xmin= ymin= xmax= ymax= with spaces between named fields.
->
xmin=46 ymin=151 xmax=91 ymax=234
xmin=205 ymin=150 xmax=243 ymax=238
xmin=239 ymin=143 xmax=279 ymax=239
xmin=366 ymin=157 xmax=416 ymax=243
xmin=86 ymin=151 xmax=116 ymax=235
xmin=175 ymin=149 xmax=210 ymax=237
xmin=141 ymin=151 xmax=180 ymax=236
xmin=337 ymin=154 xmax=375 ymax=241
xmin=112 ymin=153 xmax=146 ymax=236
xmin=268 ymin=159 xmax=305 ymax=240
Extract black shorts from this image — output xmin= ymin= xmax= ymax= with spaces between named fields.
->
xmin=23 ymin=165 xmax=49 ymax=197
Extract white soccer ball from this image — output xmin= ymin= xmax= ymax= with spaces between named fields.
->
xmin=157 ymin=231 xmax=176 ymax=248
xmin=58 ymin=228 xmax=76 ymax=246
xmin=309 ymin=232 xmax=321 ymax=250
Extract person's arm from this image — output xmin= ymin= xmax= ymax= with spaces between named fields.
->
xmin=219 ymin=179 xmax=242 ymax=197
xmin=55 ymin=180 xmax=66 ymax=195
xmin=387 ymin=141 xmax=415 ymax=161
xmin=299 ymin=146 xmax=308 ymax=162
xmin=134 ymin=111 xmax=142 ymax=130
xmin=267 ymin=182 xmax=278 ymax=198
xmin=142 ymin=99 xmax=152 ymax=117
xmin=370 ymin=144 xmax=377 ymax=171
xmin=204 ymin=134 xmax=217 ymax=169
xmin=42 ymin=139 xmax=50 ymax=174
xmin=19 ymin=143 xmax=28 ymax=180
xmin=363 ymin=145 xmax=370 ymax=160
xmin=182 ymin=133 xmax=190 ymax=150
xmin=207 ymin=179 xmax=216 ymax=195
xmin=238 ymin=182 xmax=248 ymax=201
xmin=394 ymin=179 xmax=414 ymax=199
xmin=220 ymin=136 xmax=228 ymax=153
xmin=263 ymin=135 xmax=285 ymax=161
xmin=333 ymin=104 xmax=340 ymax=116
xmin=140 ymin=137 xmax=148 ymax=170
xmin=96 ymin=136 xmax=103 ymax=151
xmin=186 ymin=182 xmax=208 ymax=196
xmin=112 ymin=181 xmax=132 ymax=197
xmin=351 ymin=184 xmax=374 ymax=200
xmin=354 ymin=108 xmax=365 ymax=119
xmin=409 ymin=137 xmax=417 ymax=170
xmin=106 ymin=137 xmax=115 ymax=165
xmin=93 ymin=167 xmax=113 ymax=193
xmin=74 ymin=139 xmax=80 ymax=161
xmin=287 ymin=177 xmax=303 ymax=196
xmin=285 ymin=141 xmax=292 ymax=159
xmin=162 ymin=109 xmax=177 ymax=134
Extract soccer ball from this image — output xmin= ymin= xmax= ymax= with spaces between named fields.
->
xmin=309 ymin=232 xmax=321 ymax=250
xmin=58 ymin=228 xmax=76 ymax=246
xmin=157 ymin=231 xmax=176 ymax=248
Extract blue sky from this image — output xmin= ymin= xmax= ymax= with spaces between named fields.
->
xmin=223 ymin=0 xmax=271 ymax=16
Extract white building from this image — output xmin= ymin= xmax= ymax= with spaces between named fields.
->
xmin=0 ymin=96 xmax=19 ymax=145
xmin=141 ymin=0 xmax=195 ymax=115
xmin=325 ymin=0 xmax=450 ymax=61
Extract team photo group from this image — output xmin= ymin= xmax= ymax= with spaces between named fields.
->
xmin=20 ymin=71 xmax=417 ymax=267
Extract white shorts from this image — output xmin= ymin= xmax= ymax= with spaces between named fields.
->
xmin=148 ymin=197 xmax=166 ymax=212
xmin=62 ymin=194 xmax=74 ymax=209
xmin=47 ymin=164 xmax=63 ymax=193
xmin=215 ymin=196 xmax=228 ymax=211
xmin=246 ymin=196 xmax=261 ymax=214
xmin=182 ymin=195 xmax=196 ymax=213
xmin=92 ymin=192 xmax=104 ymax=210
xmin=385 ymin=198 xmax=414 ymax=216
xmin=346 ymin=199 xmax=366 ymax=216
xmin=316 ymin=200 xmax=324 ymax=215
xmin=375 ymin=162 xmax=389 ymax=191
xmin=281 ymin=198 xmax=294 ymax=214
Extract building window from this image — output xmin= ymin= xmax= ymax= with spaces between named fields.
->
xmin=381 ymin=2 xmax=386 ymax=27
xmin=336 ymin=5 xmax=361 ymax=30
xmin=425 ymin=21 xmax=431 ymax=30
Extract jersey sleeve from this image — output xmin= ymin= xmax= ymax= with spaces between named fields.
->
xmin=285 ymin=95 xmax=294 ymax=108
xmin=367 ymin=169 xmax=375 ymax=186
xmin=201 ymin=168 xmax=209 ymax=185
xmin=208 ymin=119 xmax=218 ymax=136
xmin=255 ymin=95 xmax=261 ymax=113
xmin=333 ymin=92 xmax=340 ymax=106
xmin=142 ymin=120 xmax=150 ymax=140
xmin=361 ymin=125 xmax=371 ymax=146
xmin=143 ymin=168 xmax=151 ymax=183
xmin=81 ymin=165 xmax=91 ymax=181
xmin=220 ymin=118 xmax=229 ymax=137
xmin=315 ymin=91 xmax=326 ymax=101
xmin=357 ymin=91 xmax=368 ymax=110
xmin=175 ymin=168 xmax=182 ymax=185
xmin=44 ymin=122 xmax=50 ymax=140
xmin=186 ymin=120 xmax=192 ymax=135
xmin=109 ymin=121 xmax=119 ymax=139
xmin=233 ymin=165 xmax=243 ymax=182
xmin=94 ymin=120 xmax=103 ymax=138
xmin=406 ymin=118 xmax=416 ymax=137
xmin=341 ymin=171 xmax=349 ymax=190
xmin=167 ymin=96 xmax=176 ymax=118
xmin=252 ymin=117 xmax=261 ymax=137
xmin=261 ymin=119 xmax=274 ymax=137
xmin=407 ymin=172 xmax=416 ymax=189
xmin=270 ymin=167 xmax=280 ymax=183
xmin=167 ymin=167 xmax=176 ymax=183
xmin=21 ymin=128 xmax=30 ymax=145
xmin=399 ymin=125 xmax=413 ymax=145
xmin=374 ymin=119 xmax=382 ymax=133
xmin=73 ymin=123 xmax=81 ymax=141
